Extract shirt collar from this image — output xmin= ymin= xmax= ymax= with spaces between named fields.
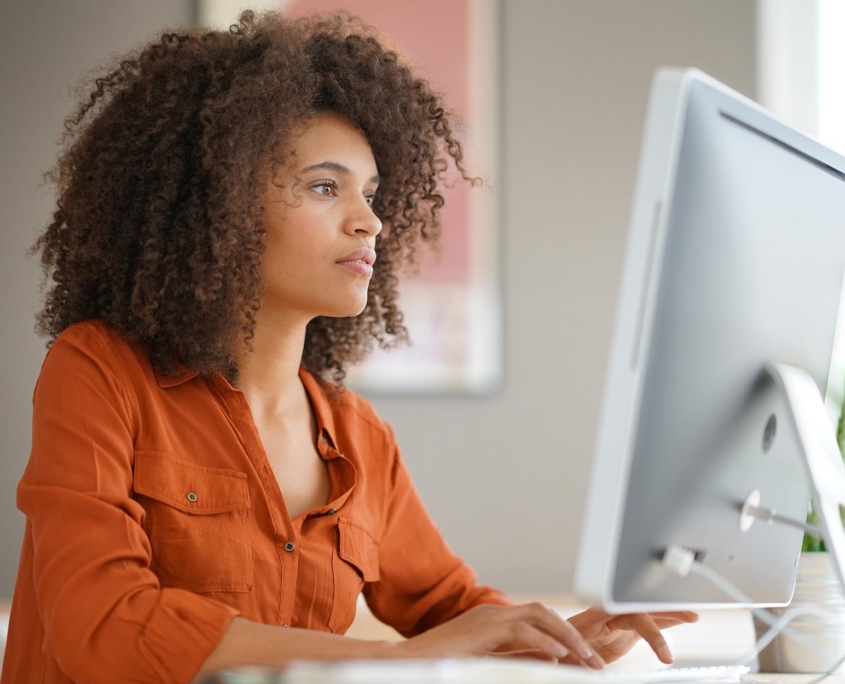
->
xmin=154 ymin=363 xmax=199 ymax=388
xmin=298 ymin=366 xmax=339 ymax=451
xmin=154 ymin=363 xmax=340 ymax=450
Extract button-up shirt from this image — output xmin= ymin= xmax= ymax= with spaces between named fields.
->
xmin=1 ymin=320 xmax=508 ymax=684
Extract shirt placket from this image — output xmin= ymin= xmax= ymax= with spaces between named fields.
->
xmin=209 ymin=375 xmax=299 ymax=627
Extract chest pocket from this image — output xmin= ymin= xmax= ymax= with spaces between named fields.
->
xmin=329 ymin=517 xmax=380 ymax=634
xmin=133 ymin=450 xmax=253 ymax=593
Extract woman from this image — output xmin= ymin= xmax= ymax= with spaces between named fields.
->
xmin=1 ymin=10 xmax=696 ymax=684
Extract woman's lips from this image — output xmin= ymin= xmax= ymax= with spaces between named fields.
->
xmin=335 ymin=259 xmax=374 ymax=276
xmin=336 ymin=248 xmax=376 ymax=276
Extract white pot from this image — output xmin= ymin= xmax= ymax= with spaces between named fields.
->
xmin=755 ymin=552 xmax=845 ymax=673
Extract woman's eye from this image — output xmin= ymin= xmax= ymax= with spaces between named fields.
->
xmin=311 ymin=182 xmax=336 ymax=197
xmin=364 ymin=195 xmax=376 ymax=207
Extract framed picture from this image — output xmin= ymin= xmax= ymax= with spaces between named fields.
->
xmin=196 ymin=0 xmax=502 ymax=395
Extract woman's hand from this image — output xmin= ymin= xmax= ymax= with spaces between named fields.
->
xmin=392 ymin=603 xmax=608 ymax=669
xmin=391 ymin=603 xmax=699 ymax=669
xmin=563 ymin=607 xmax=700 ymax=665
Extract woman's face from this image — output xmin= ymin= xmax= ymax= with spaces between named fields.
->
xmin=259 ymin=112 xmax=382 ymax=323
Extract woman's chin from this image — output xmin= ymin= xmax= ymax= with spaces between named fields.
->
xmin=320 ymin=298 xmax=368 ymax=319
xmin=347 ymin=301 xmax=368 ymax=318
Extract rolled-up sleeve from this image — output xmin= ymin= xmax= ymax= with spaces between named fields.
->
xmin=17 ymin=331 xmax=237 ymax=684
xmin=363 ymin=425 xmax=511 ymax=638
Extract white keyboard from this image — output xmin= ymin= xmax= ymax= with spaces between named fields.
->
xmin=222 ymin=659 xmax=750 ymax=683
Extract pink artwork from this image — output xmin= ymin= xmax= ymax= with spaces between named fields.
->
xmin=199 ymin=0 xmax=502 ymax=393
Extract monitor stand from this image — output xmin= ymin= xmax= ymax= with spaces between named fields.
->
xmin=744 ymin=362 xmax=845 ymax=595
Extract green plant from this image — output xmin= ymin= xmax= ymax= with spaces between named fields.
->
xmin=801 ymin=396 xmax=845 ymax=552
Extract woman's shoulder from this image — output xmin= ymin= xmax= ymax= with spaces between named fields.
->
xmin=50 ymin=319 xmax=146 ymax=361
xmin=45 ymin=319 xmax=154 ymax=382
xmin=54 ymin=319 xmax=130 ymax=350
xmin=33 ymin=321 xmax=155 ymax=419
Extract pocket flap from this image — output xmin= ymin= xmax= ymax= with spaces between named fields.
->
xmin=338 ymin=517 xmax=380 ymax=582
xmin=134 ymin=451 xmax=249 ymax=514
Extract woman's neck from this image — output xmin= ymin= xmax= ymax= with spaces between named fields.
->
xmin=235 ymin=310 xmax=309 ymax=418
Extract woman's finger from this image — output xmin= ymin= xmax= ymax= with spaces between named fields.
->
xmin=557 ymin=651 xmax=590 ymax=668
xmin=652 ymin=617 xmax=687 ymax=629
xmin=648 ymin=610 xmax=699 ymax=623
xmin=488 ymin=648 xmax=559 ymax=662
xmin=629 ymin=613 xmax=673 ymax=664
xmin=514 ymin=604 xmax=607 ymax=669
xmin=607 ymin=611 xmax=697 ymax=631
xmin=509 ymin=621 xmax=571 ymax=661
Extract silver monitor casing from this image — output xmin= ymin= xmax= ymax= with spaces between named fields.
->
xmin=574 ymin=68 xmax=845 ymax=612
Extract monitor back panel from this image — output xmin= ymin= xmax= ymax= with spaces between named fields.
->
xmin=577 ymin=70 xmax=845 ymax=610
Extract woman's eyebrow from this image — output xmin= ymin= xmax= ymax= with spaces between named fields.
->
xmin=300 ymin=160 xmax=379 ymax=185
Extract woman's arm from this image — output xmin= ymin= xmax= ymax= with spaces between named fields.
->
xmin=196 ymin=602 xmax=607 ymax=680
xmin=361 ymin=426 xmax=511 ymax=637
xmin=18 ymin=327 xmax=238 ymax=684
xmin=195 ymin=618 xmax=392 ymax=678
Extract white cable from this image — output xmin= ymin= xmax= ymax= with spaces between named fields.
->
xmin=743 ymin=504 xmax=826 ymax=539
xmin=734 ymin=604 xmax=833 ymax=666
xmin=662 ymin=545 xmax=843 ymax=674
xmin=687 ymin=560 xmax=833 ymax=666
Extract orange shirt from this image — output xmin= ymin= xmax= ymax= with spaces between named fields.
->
xmin=1 ymin=320 xmax=508 ymax=684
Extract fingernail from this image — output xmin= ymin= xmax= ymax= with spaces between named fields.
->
xmin=661 ymin=646 xmax=674 ymax=663
xmin=579 ymin=644 xmax=594 ymax=659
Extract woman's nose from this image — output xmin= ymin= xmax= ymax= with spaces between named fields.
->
xmin=345 ymin=198 xmax=382 ymax=237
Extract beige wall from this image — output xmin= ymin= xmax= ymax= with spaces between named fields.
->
xmin=0 ymin=0 xmax=756 ymax=598
xmin=370 ymin=0 xmax=756 ymax=594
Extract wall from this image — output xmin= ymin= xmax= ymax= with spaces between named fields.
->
xmin=0 ymin=0 xmax=756 ymax=598
xmin=0 ymin=0 xmax=193 ymax=596
xmin=368 ymin=0 xmax=756 ymax=594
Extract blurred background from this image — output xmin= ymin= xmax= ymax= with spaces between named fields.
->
xmin=1 ymin=0 xmax=841 ymax=602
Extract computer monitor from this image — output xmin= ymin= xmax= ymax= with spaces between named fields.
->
xmin=574 ymin=68 xmax=845 ymax=612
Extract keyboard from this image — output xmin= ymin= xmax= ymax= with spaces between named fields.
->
xmin=206 ymin=660 xmax=750 ymax=683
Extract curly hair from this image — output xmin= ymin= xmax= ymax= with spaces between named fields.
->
xmin=33 ymin=9 xmax=475 ymax=386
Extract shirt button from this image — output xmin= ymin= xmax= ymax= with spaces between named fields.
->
xmin=187 ymin=492 xmax=198 ymax=503
xmin=327 ymin=508 xmax=337 ymax=515
xmin=284 ymin=541 xmax=295 ymax=552
xmin=320 ymin=435 xmax=328 ymax=446
xmin=282 ymin=623 xmax=289 ymax=628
